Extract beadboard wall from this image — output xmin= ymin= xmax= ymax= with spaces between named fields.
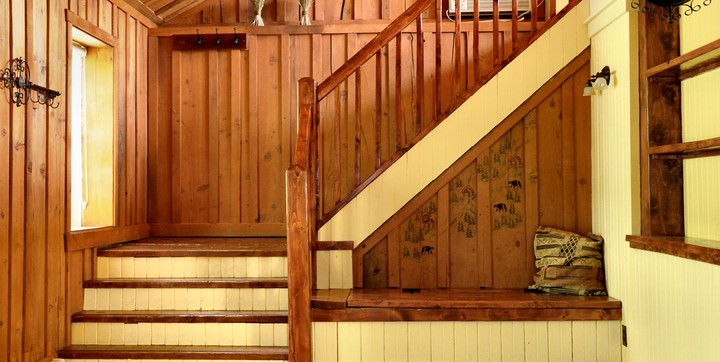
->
xmin=313 ymin=321 xmax=622 ymax=362
xmin=589 ymin=1 xmax=720 ymax=361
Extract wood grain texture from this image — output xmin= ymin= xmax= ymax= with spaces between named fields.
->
xmin=355 ymin=52 xmax=592 ymax=289
xmin=1 ymin=1 xmax=151 ymax=359
xmin=149 ymin=26 xmax=534 ymax=228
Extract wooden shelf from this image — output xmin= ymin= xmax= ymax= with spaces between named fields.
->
xmin=627 ymin=235 xmax=720 ymax=266
xmin=649 ymin=136 xmax=720 ymax=159
xmin=646 ymin=37 xmax=720 ymax=80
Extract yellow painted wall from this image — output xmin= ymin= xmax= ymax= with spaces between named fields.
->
xmin=589 ymin=0 xmax=720 ymax=361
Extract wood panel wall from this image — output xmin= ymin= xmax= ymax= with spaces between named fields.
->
xmin=354 ymin=59 xmax=591 ymax=289
xmin=147 ymin=26 xmax=530 ymax=235
xmin=0 ymin=0 xmax=151 ymax=360
xmin=165 ymin=0 xmax=443 ymax=24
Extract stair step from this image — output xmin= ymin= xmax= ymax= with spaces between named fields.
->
xmin=58 ymin=345 xmax=288 ymax=360
xmin=70 ymin=321 xmax=288 ymax=346
xmin=85 ymin=277 xmax=288 ymax=289
xmin=98 ymin=237 xmax=288 ymax=257
xmin=83 ymin=288 xmax=288 ymax=311
xmin=72 ymin=310 xmax=288 ymax=323
xmin=96 ymin=255 xmax=288 ymax=279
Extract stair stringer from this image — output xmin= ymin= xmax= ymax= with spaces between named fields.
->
xmin=318 ymin=0 xmax=590 ymax=254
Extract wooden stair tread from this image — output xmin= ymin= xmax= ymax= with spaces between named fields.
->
xmin=312 ymin=288 xmax=622 ymax=322
xmin=98 ymin=237 xmax=288 ymax=257
xmin=72 ymin=310 xmax=288 ymax=323
xmin=84 ymin=277 xmax=288 ymax=289
xmin=312 ymin=289 xmax=350 ymax=309
xmin=346 ymin=288 xmax=621 ymax=309
xmin=57 ymin=345 xmax=288 ymax=360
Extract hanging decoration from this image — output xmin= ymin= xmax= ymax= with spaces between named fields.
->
xmin=631 ymin=0 xmax=712 ymax=23
xmin=299 ymin=0 xmax=313 ymax=25
xmin=251 ymin=0 xmax=265 ymax=26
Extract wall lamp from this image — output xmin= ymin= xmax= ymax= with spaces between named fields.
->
xmin=583 ymin=66 xmax=611 ymax=97
xmin=1 ymin=57 xmax=61 ymax=108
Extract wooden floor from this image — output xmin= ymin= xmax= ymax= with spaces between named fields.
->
xmin=97 ymin=237 xmax=288 ymax=257
xmin=312 ymin=288 xmax=622 ymax=322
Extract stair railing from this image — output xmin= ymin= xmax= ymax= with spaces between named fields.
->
xmin=287 ymin=0 xmax=580 ymax=359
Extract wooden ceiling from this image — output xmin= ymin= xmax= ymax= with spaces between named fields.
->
xmin=134 ymin=0 xmax=215 ymax=24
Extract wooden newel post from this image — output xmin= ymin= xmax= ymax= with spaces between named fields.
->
xmin=286 ymin=77 xmax=317 ymax=362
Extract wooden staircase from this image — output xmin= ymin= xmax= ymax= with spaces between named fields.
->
xmin=58 ymin=237 xmax=290 ymax=361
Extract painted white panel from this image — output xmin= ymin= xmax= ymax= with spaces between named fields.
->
xmin=314 ymin=320 xmax=618 ymax=361
xmin=337 ymin=322 xmax=362 ymax=361
xmin=316 ymin=251 xmax=330 ymax=289
xmin=384 ymin=322 xmax=409 ymax=361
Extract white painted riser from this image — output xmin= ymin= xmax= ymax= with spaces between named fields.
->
xmin=96 ymin=256 xmax=288 ymax=279
xmin=83 ymin=288 xmax=289 ymax=311
xmin=70 ymin=322 xmax=289 ymax=347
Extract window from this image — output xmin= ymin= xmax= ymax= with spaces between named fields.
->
xmin=628 ymin=9 xmax=720 ymax=264
xmin=70 ymin=27 xmax=115 ymax=230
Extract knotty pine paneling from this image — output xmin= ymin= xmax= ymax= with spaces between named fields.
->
xmin=354 ymin=60 xmax=591 ymax=289
xmin=148 ymin=27 xmax=528 ymax=231
xmin=0 ymin=0 xmax=152 ymax=360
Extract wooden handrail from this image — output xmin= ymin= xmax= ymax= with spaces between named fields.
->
xmin=316 ymin=0 xmax=434 ymax=101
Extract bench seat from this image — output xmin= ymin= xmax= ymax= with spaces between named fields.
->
xmin=312 ymin=288 xmax=621 ymax=322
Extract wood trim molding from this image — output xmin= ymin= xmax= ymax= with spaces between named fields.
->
xmin=627 ymin=235 xmax=720 ymax=266
xmin=149 ymin=223 xmax=287 ymax=237
xmin=66 ymin=9 xmax=117 ymax=47
xmin=65 ymin=224 xmax=150 ymax=251
xmin=112 ymin=0 xmax=162 ymax=27
xmin=313 ymin=307 xmax=622 ymax=322
xmin=148 ymin=20 xmax=539 ymax=37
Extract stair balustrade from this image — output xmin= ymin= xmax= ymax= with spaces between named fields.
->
xmin=287 ymin=0 xmax=580 ymax=360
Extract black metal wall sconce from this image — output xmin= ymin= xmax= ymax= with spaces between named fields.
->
xmin=583 ymin=66 xmax=611 ymax=97
xmin=1 ymin=57 xmax=62 ymax=108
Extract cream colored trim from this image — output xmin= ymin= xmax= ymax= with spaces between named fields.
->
xmin=585 ymin=0 xmax=629 ymax=38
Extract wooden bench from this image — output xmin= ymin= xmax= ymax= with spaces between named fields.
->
xmin=312 ymin=288 xmax=621 ymax=322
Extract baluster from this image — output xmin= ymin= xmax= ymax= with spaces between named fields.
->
xmin=375 ymin=49 xmax=383 ymax=169
xmin=396 ymin=33 xmax=405 ymax=151
xmin=454 ymin=0 xmax=462 ymax=98
xmin=512 ymin=0 xmax=519 ymax=50
xmin=436 ymin=0 xmax=443 ymax=117
xmin=355 ymin=71 xmax=362 ymax=187
xmin=493 ymin=0 xmax=500 ymax=65
xmin=473 ymin=0 xmax=480 ymax=84
xmin=531 ymin=0 xmax=538 ymax=33
xmin=416 ymin=16 xmax=424 ymax=135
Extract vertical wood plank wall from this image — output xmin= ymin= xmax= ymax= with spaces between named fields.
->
xmin=147 ymin=28 xmax=530 ymax=234
xmin=0 ymin=0 xmax=151 ymax=360
xmin=353 ymin=60 xmax=591 ymax=289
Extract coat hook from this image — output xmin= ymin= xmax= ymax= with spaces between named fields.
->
xmin=195 ymin=29 xmax=203 ymax=46
xmin=215 ymin=29 xmax=221 ymax=45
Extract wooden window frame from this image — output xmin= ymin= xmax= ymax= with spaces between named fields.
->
xmin=627 ymin=12 xmax=720 ymax=265
xmin=66 ymin=10 xmax=119 ymax=233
